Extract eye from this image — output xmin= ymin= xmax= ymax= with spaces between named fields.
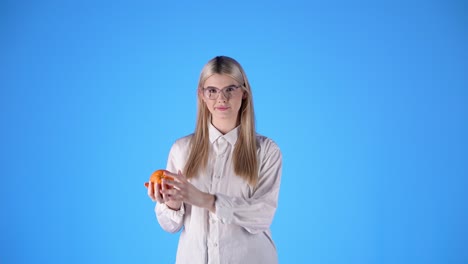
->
xmin=207 ymin=88 xmax=218 ymax=93
xmin=225 ymin=86 xmax=237 ymax=92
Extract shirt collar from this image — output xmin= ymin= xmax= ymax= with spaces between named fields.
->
xmin=208 ymin=122 xmax=240 ymax=146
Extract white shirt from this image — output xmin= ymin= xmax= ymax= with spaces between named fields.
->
xmin=155 ymin=124 xmax=282 ymax=264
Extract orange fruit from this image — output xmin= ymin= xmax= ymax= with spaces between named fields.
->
xmin=144 ymin=169 xmax=174 ymax=188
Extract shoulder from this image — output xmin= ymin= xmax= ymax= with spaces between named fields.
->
xmin=169 ymin=133 xmax=193 ymax=154
xmin=174 ymin=133 xmax=193 ymax=146
xmin=255 ymin=133 xmax=281 ymax=155
xmin=255 ymin=134 xmax=282 ymax=171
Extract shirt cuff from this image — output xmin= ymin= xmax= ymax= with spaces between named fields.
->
xmin=214 ymin=193 xmax=234 ymax=224
xmin=156 ymin=202 xmax=185 ymax=222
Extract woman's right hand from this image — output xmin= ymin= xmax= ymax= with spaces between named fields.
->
xmin=147 ymin=179 xmax=182 ymax=210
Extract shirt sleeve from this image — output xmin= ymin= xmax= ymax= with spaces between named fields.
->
xmin=214 ymin=139 xmax=282 ymax=234
xmin=155 ymin=202 xmax=185 ymax=233
xmin=155 ymin=140 xmax=186 ymax=233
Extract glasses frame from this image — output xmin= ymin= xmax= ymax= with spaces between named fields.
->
xmin=201 ymin=85 xmax=242 ymax=100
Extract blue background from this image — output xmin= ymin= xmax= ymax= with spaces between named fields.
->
xmin=1 ymin=0 xmax=467 ymax=263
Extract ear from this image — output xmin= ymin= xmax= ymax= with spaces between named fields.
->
xmin=242 ymin=91 xmax=247 ymax=99
xmin=198 ymin=89 xmax=206 ymax=102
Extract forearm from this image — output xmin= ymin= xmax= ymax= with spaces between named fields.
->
xmin=214 ymin=192 xmax=278 ymax=234
xmin=203 ymin=193 xmax=216 ymax=213
xmin=165 ymin=200 xmax=182 ymax=210
xmin=156 ymin=202 xmax=185 ymax=233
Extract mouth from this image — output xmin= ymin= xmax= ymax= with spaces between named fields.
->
xmin=215 ymin=106 xmax=230 ymax=111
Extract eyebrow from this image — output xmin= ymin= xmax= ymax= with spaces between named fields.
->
xmin=204 ymin=84 xmax=238 ymax=89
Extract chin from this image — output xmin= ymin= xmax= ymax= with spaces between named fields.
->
xmin=215 ymin=113 xmax=235 ymax=119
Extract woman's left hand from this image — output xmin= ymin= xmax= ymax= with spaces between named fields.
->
xmin=162 ymin=170 xmax=216 ymax=212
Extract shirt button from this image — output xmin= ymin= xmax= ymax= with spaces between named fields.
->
xmin=214 ymin=243 xmax=218 ymax=247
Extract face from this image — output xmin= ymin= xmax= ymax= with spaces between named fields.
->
xmin=200 ymin=74 xmax=245 ymax=129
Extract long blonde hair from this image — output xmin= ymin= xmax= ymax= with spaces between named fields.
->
xmin=184 ymin=56 xmax=258 ymax=186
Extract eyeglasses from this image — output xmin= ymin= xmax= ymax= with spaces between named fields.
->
xmin=202 ymin=85 xmax=242 ymax=100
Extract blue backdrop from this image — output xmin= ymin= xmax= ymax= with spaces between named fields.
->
xmin=2 ymin=0 xmax=467 ymax=263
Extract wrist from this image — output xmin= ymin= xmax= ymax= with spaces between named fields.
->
xmin=165 ymin=201 xmax=181 ymax=211
xmin=204 ymin=193 xmax=216 ymax=213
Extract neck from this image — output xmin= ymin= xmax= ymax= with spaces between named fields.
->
xmin=212 ymin=118 xmax=238 ymax=134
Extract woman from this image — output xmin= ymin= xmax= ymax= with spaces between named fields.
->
xmin=147 ymin=56 xmax=282 ymax=264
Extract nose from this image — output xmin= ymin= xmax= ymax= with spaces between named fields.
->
xmin=217 ymin=90 xmax=229 ymax=101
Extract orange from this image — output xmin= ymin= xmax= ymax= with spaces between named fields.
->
xmin=144 ymin=169 xmax=174 ymax=188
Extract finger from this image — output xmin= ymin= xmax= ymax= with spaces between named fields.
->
xmin=161 ymin=179 xmax=169 ymax=202
xmin=155 ymin=183 xmax=164 ymax=203
xmin=177 ymin=170 xmax=187 ymax=181
xmin=147 ymin=181 xmax=152 ymax=197
xmin=164 ymin=179 xmax=181 ymax=190
xmin=161 ymin=181 xmax=184 ymax=201
xmin=164 ymin=170 xmax=180 ymax=181
xmin=147 ymin=181 xmax=156 ymax=201
xmin=162 ymin=187 xmax=177 ymax=197
xmin=166 ymin=170 xmax=186 ymax=183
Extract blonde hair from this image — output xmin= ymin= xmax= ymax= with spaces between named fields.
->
xmin=184 ymin=56 xmax=258 ymax=186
